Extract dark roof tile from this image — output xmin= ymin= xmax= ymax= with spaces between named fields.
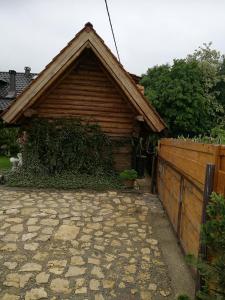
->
xmin=0 ymin=71 xmax=37 ymax=110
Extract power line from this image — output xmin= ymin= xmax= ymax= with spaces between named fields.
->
xmin=104 ymin=0 xmax=121 ymax=63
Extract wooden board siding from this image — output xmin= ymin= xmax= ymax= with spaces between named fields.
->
xmin=34 ymin=50 xmax=135 ymax=138
xmin=157 ymin=139 xmax=225 ymax=258
xmin=33 ymin=50 xmax=136 ymax=171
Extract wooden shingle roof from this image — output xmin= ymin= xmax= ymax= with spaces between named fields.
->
xmin=2 ymin=23 xmax=166 ymax=132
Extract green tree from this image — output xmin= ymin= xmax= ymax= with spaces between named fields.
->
xmin=0 ymin=119 xmax=19 ymax=156
xmin=187 ymin=42 xmax=224 ymax=125
xmin=141 ymin=60 xmax=214 ymax=136
xmin=141 ymin=43 xmax=225 ymax=137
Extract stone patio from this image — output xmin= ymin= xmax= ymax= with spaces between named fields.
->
xmin=0 ymin=188 xmax=194 ymax=300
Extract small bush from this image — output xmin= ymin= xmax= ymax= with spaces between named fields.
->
xmin=187 ymin=192 xmax=225 ymax=299
xmin=0 ymin=120 xmax=20 ymax=156
xmin=177 ymin=295 xmax=191 ymax=300
xmin=119 ymin=169 xmax=138 ymax=180
xmin=6 ymin=170 xmax=122 ymax=191
xmin=21 ymin=118 xmax=113 ymax=176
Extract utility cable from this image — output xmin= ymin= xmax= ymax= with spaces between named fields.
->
xmin=104 ymin=0 xmax=121 ymax=62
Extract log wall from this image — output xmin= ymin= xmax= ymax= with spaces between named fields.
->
xmin=35 ymin=50 xmax=135 ymax=138
xmin=33 ymin=49 xmax=138 ymax=171
xmin=157 ymin=139 xmax=225 ymax=257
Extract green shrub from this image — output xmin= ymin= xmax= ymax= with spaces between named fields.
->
xmin=20 ymin=118 xmax=113 ymax=176
xmin=178 ymin=126 xmax=225 ymax=145
xmin=0 ymin=120 xmax=20 ymax=156
xmin=6 ymin=170 xmax=122 ymax=191
xmin=119 ymin=169 xmax=138 ymax=180
xmin=176 ymin=295 xmax=191 ymax=300
xmin=6 ymin=118 xmax=127 ymax=190
xmin=187 ymin=192 xmax=225 ymax=299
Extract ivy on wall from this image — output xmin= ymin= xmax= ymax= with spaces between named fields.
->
xmin=21 ymin=118 xmax=114 ymax=176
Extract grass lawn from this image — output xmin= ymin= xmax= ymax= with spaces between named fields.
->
xmin=0 ymin=155 xmax=11 ymax=170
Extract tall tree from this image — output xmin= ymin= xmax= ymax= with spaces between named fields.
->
xmin=141 ymin=43 xmax=225 ymax=137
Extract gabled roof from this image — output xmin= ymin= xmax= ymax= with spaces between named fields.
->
xmin=2 ymin=22 xmax=166 ymax=132
xmin=0 ymin=71 xmax=37 ymax=110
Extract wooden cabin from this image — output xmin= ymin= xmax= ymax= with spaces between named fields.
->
xmin=1 ymin=23 xmax=166 ymax=171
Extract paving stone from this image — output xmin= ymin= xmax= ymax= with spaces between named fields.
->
xmin=0 ymin=189 xmax=178 ymax=299
xmin=20 ymin=263 xmax=42 ymax=272
xmin=50 ymin=278 xmax=71 ymax=294
xmin=90 ymin=279 xmax=100 ymax=290
xmin=2 ymin=234 xmax=18 ymax=242
xmin=102 ymin=279 xmax=115 ymax=289
xmin=21 ymin=208 xmax=38 ymax=215
xmin=36 ymin=235 xmax=50 ymax=242
xmin=2 ymin=294 xmax=20 ymax=300
xmin=42 ymin=227 xmax=54 ymax=234
xmin=71 ymin=256 xmax=85 ymax=265
xmin=95 ymin=294 xmax=105 ymax=300
xmin=119 ymin=281 xmax=126 ymax=288
xmin=28 ymin=226 xmax=41 ymax=232
xmin=124 ymin=264 xmax=137 ymax=274
xmin=48 ymin=260 xmax=67 ymax=274
xmin=148 ymin=283 xmax=157 ymax=291
xmin=25 ymin=287 xmax=47 ymax=300
xmin=140 ymin=290 xmax=152 ymax=300
xmin=4 ymin=273 xmax=33 ymax=288
xmin=27 ymin=218 xmax=38 ymax=225
xmin=88 ymin=257 xmax=100 ymax=265
xmin=24 ymin=243 xmax=39 ymax=251
xmin=6 ymin=209 xmax=20 ymax=215
xmin=91 ymin=266 xmax=104 ymax=279
xmin=54 ymin=225 xmax=79 ymax=240
xmin=22 ymin=233 xmax=38 ymax=241
xmin=75 ymin=287 xmax=87 ymax=294
xmin=36 ymin=272 xmax=50 ymax=284
xmin=160 ymin=290 xmax=171 ymax=296
xmin=65 ymin=266 xmax=86 ymax=277
xmin=10 ymin=224 xmax=24 ymax=232
xmin=33 ymin=252 xmax=48 ymax=261
xmin=5 ymin=217 xmax=23 ymax=223
xmin=40 ymin=219 xmax=59 ymax=226
xmin=94 ymin=245 xmax=105 ymax=252
xmin=4 ymin=261 xmax=17 ymax=269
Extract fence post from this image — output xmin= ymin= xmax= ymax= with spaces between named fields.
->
xmin=195 ymin=163 xmax=215 ymax=295
xmin=150 ymin=155 xmax=157 ymax=193
xmin=177 ymin=175 xmax=184 ymax=240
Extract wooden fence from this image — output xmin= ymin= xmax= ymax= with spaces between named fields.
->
xmin=157 ymin=139 xmax=225 ymax=257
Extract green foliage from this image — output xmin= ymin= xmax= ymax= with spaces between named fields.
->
xmin=176 ymin=295 xmax=191 ymax=300
xmin=119 ymin=169 xmax=138 ymax=180
xmin=178 ymin=126 xmax=225 ymax=144
xmin=21 ymin=118 xmax=113 ymax=176
xmin=141 ymin=43 xmax=225 ymax=137
xmin=0 ymin=120 xmax=20 ymax=156
xmin=187 ymin=193 xmax=225 ymax=300
xmin=0 ymin=156 xmax=11 ymax=170
xmin=6 ymin=170 xmax=122 ymax=191
xmin=6 ymin=118 xmax=124 ymax=190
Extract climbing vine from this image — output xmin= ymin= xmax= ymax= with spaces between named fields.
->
xmin=184 ymin=192 xmax=225 ymax=300
xmin=20 ymin=118 xmax=114 ymax=176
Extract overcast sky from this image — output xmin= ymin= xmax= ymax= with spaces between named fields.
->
xmin=1 ymin=0 xmax=225 ymax=75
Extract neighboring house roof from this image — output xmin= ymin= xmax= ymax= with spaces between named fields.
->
xmin=0 ymin=70 xmax=37 ymax=111
xmin=2 ymin=22 xmax=166 ymax=132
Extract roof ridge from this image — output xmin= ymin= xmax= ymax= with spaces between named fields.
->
xmin=0 ymin=71 xmax=37 ymax=75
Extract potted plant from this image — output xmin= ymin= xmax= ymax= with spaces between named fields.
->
xmin=119 ymin=169 xmax=138 ymax=188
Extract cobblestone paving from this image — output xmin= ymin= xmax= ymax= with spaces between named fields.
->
xmin=0 ymin=189 xmax=174 ymax=300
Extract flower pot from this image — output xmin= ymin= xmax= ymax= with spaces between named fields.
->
xmin=136 ymin=155 xmax=147 ymax=178
xmin=122 ymin=179 xmax=135 ymax=188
